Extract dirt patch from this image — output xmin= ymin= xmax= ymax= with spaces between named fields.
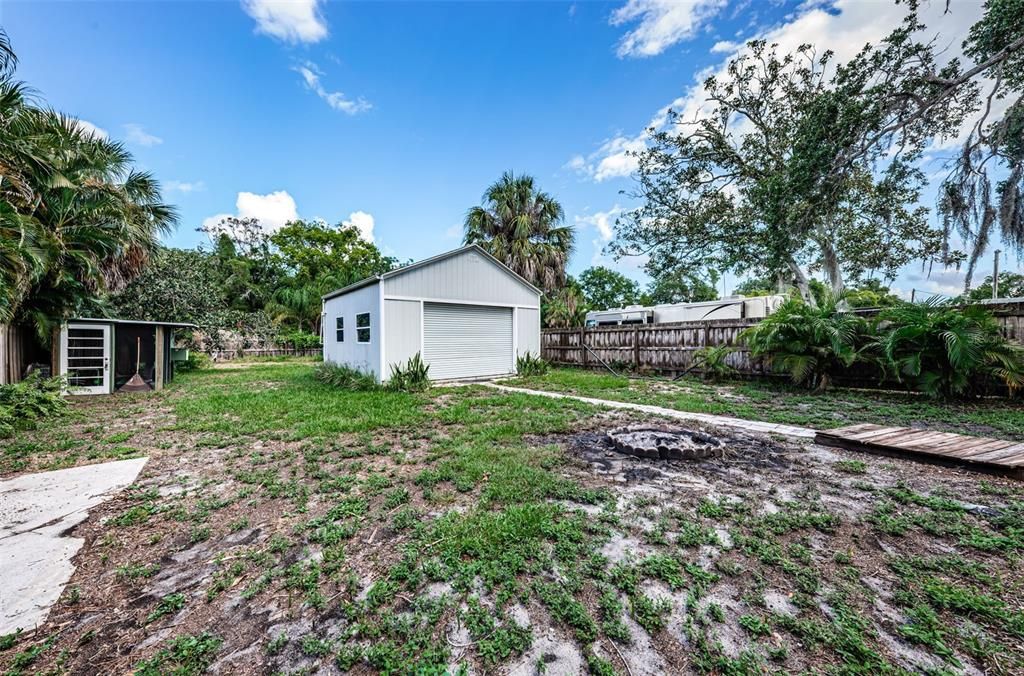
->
xmin=4 ymin=373 xmax=1022 ymax=675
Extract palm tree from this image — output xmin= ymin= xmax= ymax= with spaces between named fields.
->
xmin=0 ymin=29 xmax=176 ymax=334
xmin=464 ymin=171 xmax=574 ymax=293
xmin=16 ymin=113 xmax=177 ymax=335
xmin=742 ymin=292 xmax=870 ymax=392
xmin=876 ymin=298 xmax=1024 ymax=398
xmin=543 ymin=284 xmax=587 ymax=328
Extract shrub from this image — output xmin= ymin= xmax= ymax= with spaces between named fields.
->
xmin=386 ymin=353 xmax=430 ymax=392
xmin=694 ymin=344 xmax=735 ymax=381
xmin=516 ymin=353 xmax=549 ymax=377
xmin=314 ymin=362 xmax=378 ymax=391
xmin=742 ymin=294 xmax=871 ymax=392
xmin=0 ymin=372 xmax=67 ymax=438
xmin=175 ymin=352 xmax=211 ymax=373
xmin=279 ymin=330 xmax=322 ymax=350
xmin=876 ymin=298 xmax=1024 ymax=398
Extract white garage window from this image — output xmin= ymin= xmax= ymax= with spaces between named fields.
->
xmin=336 ymin=317 xmax=344 ymax=342
xmin=356 ymin=312 xmax=371 ymax=343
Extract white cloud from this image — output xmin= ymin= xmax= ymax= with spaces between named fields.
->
xmin=566 ymin=134 xmax=645 ymax=182
xmin=123 ymin=123 xmax=163 ymax=147
xmin=710 ymin=39 xmax=739 ymax=54
xmin=202 ymin=190 xmax=299 ymax=235
xmin=611 ymin=0 xmax=727 ymax=58
xmin=575 ymin=0 xmax=988 ymax=183
xmin=900 ymin=266 xmax=971 ymax=300
xmin=164 ymin=180 xmax=205 ymax=194
xmin=241 ymin=0 xmax=328 ymax=44
xmin=575 ymin=205 xmax=624 ymax=243
xmin=74 ymin=119 xmax=108 ymax=140
xmin=342 ymin=210 xmax=375 ymax=242
xmin=295 ymin=62 xmax=372 ymax=115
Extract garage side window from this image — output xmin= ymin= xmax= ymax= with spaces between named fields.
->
xmin=356 ymin=312 xmax=371 ymax=343
xmin=335 ymin=317 xmax=344 ymax=342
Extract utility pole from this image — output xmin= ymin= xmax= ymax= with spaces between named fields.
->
xmin=993 ymin=249 xmax=1002 ymax=299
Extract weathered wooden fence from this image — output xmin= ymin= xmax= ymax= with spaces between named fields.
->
xmin=210 ymin=347 xmax=323 ymax=361
xmin=991 ymin=302 xmax=1024 ymax=343
xmin=543 ymin=300 xmax=1024 ymax=379
xmin=0 ymin=324 xmax=24 ymax=385
xmin=542 ymin=319 xmax=769 ymax=377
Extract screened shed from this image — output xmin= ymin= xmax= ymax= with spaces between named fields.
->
xmin=58 ymin=318 xmax=194 ymax=395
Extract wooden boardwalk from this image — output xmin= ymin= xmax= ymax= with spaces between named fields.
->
xmin=815 ymin=424 xmax=1024 ymax=480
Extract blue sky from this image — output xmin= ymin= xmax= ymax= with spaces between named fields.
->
xmin=2 ymin=0 xmax=1009 ymax=298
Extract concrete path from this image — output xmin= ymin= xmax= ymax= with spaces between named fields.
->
xmin=483 ymin=383 xmax=815 ymax=439
xmin=0 ymin=457 xmax=148 ymax=635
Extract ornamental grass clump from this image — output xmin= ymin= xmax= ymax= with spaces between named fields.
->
xmin=516 ymin=353 xmax=549 ymax=377
xmin=313 ymin=362 xmax=378 ymax=391
xmin=386 ymin=353 xmax=430 ymax=392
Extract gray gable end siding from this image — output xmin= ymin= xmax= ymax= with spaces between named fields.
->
xmin=381 ymin=247 xmax=540 ymax=307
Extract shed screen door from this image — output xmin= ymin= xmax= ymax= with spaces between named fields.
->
xmin=64 ymin=324 xmax=111 ymax=394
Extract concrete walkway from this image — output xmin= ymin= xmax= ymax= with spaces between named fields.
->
xmin=0 ymin=457 xmax=148 ymax=635
xmin=483 ymin=383 xmax=816 ymax=439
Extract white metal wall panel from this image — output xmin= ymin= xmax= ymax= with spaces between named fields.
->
xmin=322 ymin=282 xmax=382 ymax=380
xmin=383 ymin=249 xmax=539 ymax=308
xmin=384 ymin=298 xmax=422 ymax=379
xmin=516 ymin=307 xmax=541 ymax=358
xmin=423 ymin=303 xmax=513 ymax=380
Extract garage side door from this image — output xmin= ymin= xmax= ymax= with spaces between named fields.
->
xmin=423 ymin=303 xmax=513 ymax=380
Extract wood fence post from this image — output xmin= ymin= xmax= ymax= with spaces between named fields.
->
xmin=634 ymin=326 xmax=640 ymax=370
xmin=580 ymin=328 xmax=587 ymax=368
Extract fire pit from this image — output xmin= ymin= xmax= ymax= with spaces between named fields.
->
xmin=607 ymin=425 xmax=723 ymax=461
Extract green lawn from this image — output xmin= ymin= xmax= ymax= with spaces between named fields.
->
xmin=2 ymin=361 xmax=1022 ymax=675
xmin=509 ymin=367 xmax=1024 ymax=439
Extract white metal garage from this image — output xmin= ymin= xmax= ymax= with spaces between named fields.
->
xmin=321 ymin=244 xmax=542 ymax=383
xmin=423 ymin=303 xmax=513 ymax=380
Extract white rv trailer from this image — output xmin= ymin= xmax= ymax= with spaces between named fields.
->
xmin=585 ymin=295 xmax=785 ymax=327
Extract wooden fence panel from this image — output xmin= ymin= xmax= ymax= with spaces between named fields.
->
xmin=211 ymin=347 xmax=323 ymax=361
xmin=543 ymin=302 xmax=1024 ymax=379
xmin=543 ymin=319 xmax=765 ymax=376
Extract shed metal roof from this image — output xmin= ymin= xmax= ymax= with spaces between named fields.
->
xmin=321 ymin=244 xmax=542 ymax=301
xmin=69 ymin=317 xmax=197 ymax=329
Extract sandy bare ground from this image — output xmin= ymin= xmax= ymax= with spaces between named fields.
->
xmin=1 ymin=366 xmax=1021 ymax=675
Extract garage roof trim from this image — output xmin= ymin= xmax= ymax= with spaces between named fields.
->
xmin=321 ymin=244 xmax=543 ymax=301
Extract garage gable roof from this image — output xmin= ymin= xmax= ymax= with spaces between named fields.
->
xmin=322 ymin=244 xmax=542 ymax=301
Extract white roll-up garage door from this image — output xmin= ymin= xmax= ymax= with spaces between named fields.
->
xmin=423 ymin=302 xmax=513 ymax=380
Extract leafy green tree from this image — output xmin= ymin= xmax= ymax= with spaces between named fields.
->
xmin=267 ymin=219 xmax=396 ymax=334
xmin=464 ymin=172 xmax=574 ymax=293
xmin=203 ymin=218 xmax=284 ymax=313
xmin=876 ymin=298 xmax=1024 ymax=398
xmin=642 ymin=271 xmax=718 ymax=305
xmin=110 ymin=248 xmax=221 ymax=324
xmin=109 ymin=247 xmax=275 ymax=353
xmin=937 ymin=0 xmax=1024 ymax=289
xmin=0 ymin=29 xmax=176 ymax=334
xmin=733 ymin=277 xmax=778 ymax=298
xmin=844 ymin=279 xmax=902 ymax=308
xmin=614 ymin=27 xmax=969 ymax=305
xmin=578 ymin=266 xmax=639 ymax=310
xmin=742 ymin=294 xmax=871 ymax=392
xmin=963 ymin=272 xmax=1024 ymax=302
xmin=270 ymin=219 xmax=395 ymax=287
